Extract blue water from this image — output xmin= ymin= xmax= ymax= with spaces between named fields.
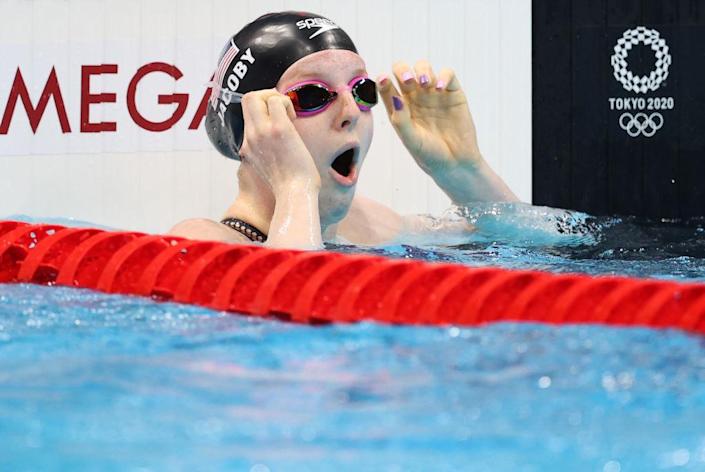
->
xmin=2 ymin=284 xmax=705 ymax=471
xmin=2 ymin=206 xmax=705 ymax=470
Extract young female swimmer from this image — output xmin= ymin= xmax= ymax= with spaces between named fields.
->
xmin=169 ymin=12 xmax=518 ymax=249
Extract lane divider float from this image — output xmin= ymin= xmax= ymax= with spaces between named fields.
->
xmin=1 ymin=220 xmax=704 ymax=333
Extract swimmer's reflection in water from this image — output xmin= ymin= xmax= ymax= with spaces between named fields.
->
xmin=169 ymin=11 xmax=518 ymax=249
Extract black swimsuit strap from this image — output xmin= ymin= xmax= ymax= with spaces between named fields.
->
xmin=220 ymin=217 xmax=267 ymax=243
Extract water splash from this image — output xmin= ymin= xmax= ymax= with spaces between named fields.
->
xmin=447 ymin=202 xmax=611 ymax=246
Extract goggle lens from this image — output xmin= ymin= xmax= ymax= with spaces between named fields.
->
xmin=286 ymin=78 xmax=377 ymax=115
xmin=287 ymin=84 xmax=334 ymax=112
xmin=352 ymin=78 xmax=377 ymax=108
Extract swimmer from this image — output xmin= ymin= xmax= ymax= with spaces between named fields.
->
xmin=170 ymin=11 xmax=518 ymax=249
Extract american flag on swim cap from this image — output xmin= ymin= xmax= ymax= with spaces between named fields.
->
xmin=209 ymin=39 xmax=240 ymax=107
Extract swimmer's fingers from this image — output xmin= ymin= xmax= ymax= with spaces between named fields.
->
xmin=376 ymin=74 xmax=398 ymax=115
xmin=392 ymin=61 xmax=418 ymax=94
xmin=266 ymin=95 xmax=297 ymax=129
xmin=435 ymin=68 xmax=461 ymax=92
xmin=413 ymin=60 xmax=436 ymax=89
xmin=376 ymin=74 xmax=416 ymax=144
xmin=267 ymin=94 xmax=297 ymax=123
xmin=283 ymin=95 xmax=297 ymax=121
xmin=241 ymin=91 xmax=268 ymax=131
xmin=377 ymin=74 xmax=409 ymax=119
xmin=244 ymin=89 xmax=296 ymax=127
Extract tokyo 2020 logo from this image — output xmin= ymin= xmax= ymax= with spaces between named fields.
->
xmin=608 ymin=26 xmax=674 ymax=138
xmin=611 ymin=27 xmax=671 ymax=94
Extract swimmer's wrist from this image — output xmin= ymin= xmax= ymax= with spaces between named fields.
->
xmin=431 ymin=159 xmax=519 ymax=204
xmin=273 ymin=175 xmax=321 ymax=198
xmin=413 ymin=148 xmax=485 ymax=179
xmin=430 ymin=159 xmax=484 ymax=185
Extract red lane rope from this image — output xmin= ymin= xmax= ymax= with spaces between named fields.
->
xmin=1 ymin=220 xmax=704 ymax=334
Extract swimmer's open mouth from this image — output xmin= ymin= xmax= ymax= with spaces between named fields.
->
xmin=331 ymin=148 xmax=356 ymax=178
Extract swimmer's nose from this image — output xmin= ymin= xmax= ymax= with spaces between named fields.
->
xmin=336 ymin=91 xmax=361 ymax=130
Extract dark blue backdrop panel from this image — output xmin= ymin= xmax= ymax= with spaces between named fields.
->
xmin=532 ymin=0 xmax=705 ymax=218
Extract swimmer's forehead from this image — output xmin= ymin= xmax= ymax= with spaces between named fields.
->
xmin=279 ymin=50 xmax=368 ymax=85
xmin=294 ymin=66 xmax=368 ymax=80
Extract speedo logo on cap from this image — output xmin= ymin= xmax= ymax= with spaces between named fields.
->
xmin=296 ymin=18 xmax=340 ymax=39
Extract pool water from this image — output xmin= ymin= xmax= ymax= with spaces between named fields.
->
xmin=330 ymin=203 xmax=705 ymax=282
xmin=1 ymin=205 xmax=705 ymax=471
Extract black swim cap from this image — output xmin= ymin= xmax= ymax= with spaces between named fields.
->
xmin=205 ymin=11 xmax=358 ymax=160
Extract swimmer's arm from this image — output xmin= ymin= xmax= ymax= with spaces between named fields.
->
xmin=168 ymin=183 xmax=322 ymax=249
xmin=430 ymin=159 xmax=518 ymax=206
xmin=336 ymin=195 xmax=471 ymax=245
xmin=168 ymin=218 xmax=252 ymax=244
xmin=237 ymin=90 xmax=323 ymax=250
xmin=265 ymin=179 xmax=323 ymax=250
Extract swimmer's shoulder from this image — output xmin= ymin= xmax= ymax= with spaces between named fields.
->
xmin=335 ymin=195 xmax=404 ymax=245
xmin=168 ymin=218 xmax=252 ymax=244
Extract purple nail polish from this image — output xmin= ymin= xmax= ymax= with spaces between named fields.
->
xmin=392 ymin=96 xmax=403 ymax=111
xmin=402 ymin=72 xmax=414 ymax=83
xmin=435 ymin=80 xmax=446 ymax=90
xmin=420 ymin=74 xmax=430 ymax=86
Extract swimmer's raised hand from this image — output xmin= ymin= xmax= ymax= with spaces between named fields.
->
xmin=240 ymin=89 xmax=321 ymax=191
xmin=239 ymin=89 xmax=323 ymax=249
xmin=377 ymin=61 xmax=518 ymax=203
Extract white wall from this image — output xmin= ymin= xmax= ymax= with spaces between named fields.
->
xmin=0 ymin=0 xmax=531 ymax=233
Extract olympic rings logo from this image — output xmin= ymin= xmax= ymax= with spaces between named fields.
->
xmin=611 ymin=27 xmax=671 ymax=94
xmin=619 ymin=112 xmax=663 ymax=138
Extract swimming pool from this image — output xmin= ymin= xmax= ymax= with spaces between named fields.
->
xmin=2 ymin=206 xmax=705 ymax=470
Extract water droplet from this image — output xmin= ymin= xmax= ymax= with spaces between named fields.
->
xmin=602 ymin=374 xmax=617 ymax=392
xmin=617 ymin=371 xmax=635 ymax=389
xmin=603 ymin=460 xmax=621 ymax=472
xmin=671 ymin=449 xmax=690 ymax=466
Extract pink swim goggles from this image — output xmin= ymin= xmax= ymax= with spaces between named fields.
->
xmin=284 ymin=76 xmax=378 ymax=116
